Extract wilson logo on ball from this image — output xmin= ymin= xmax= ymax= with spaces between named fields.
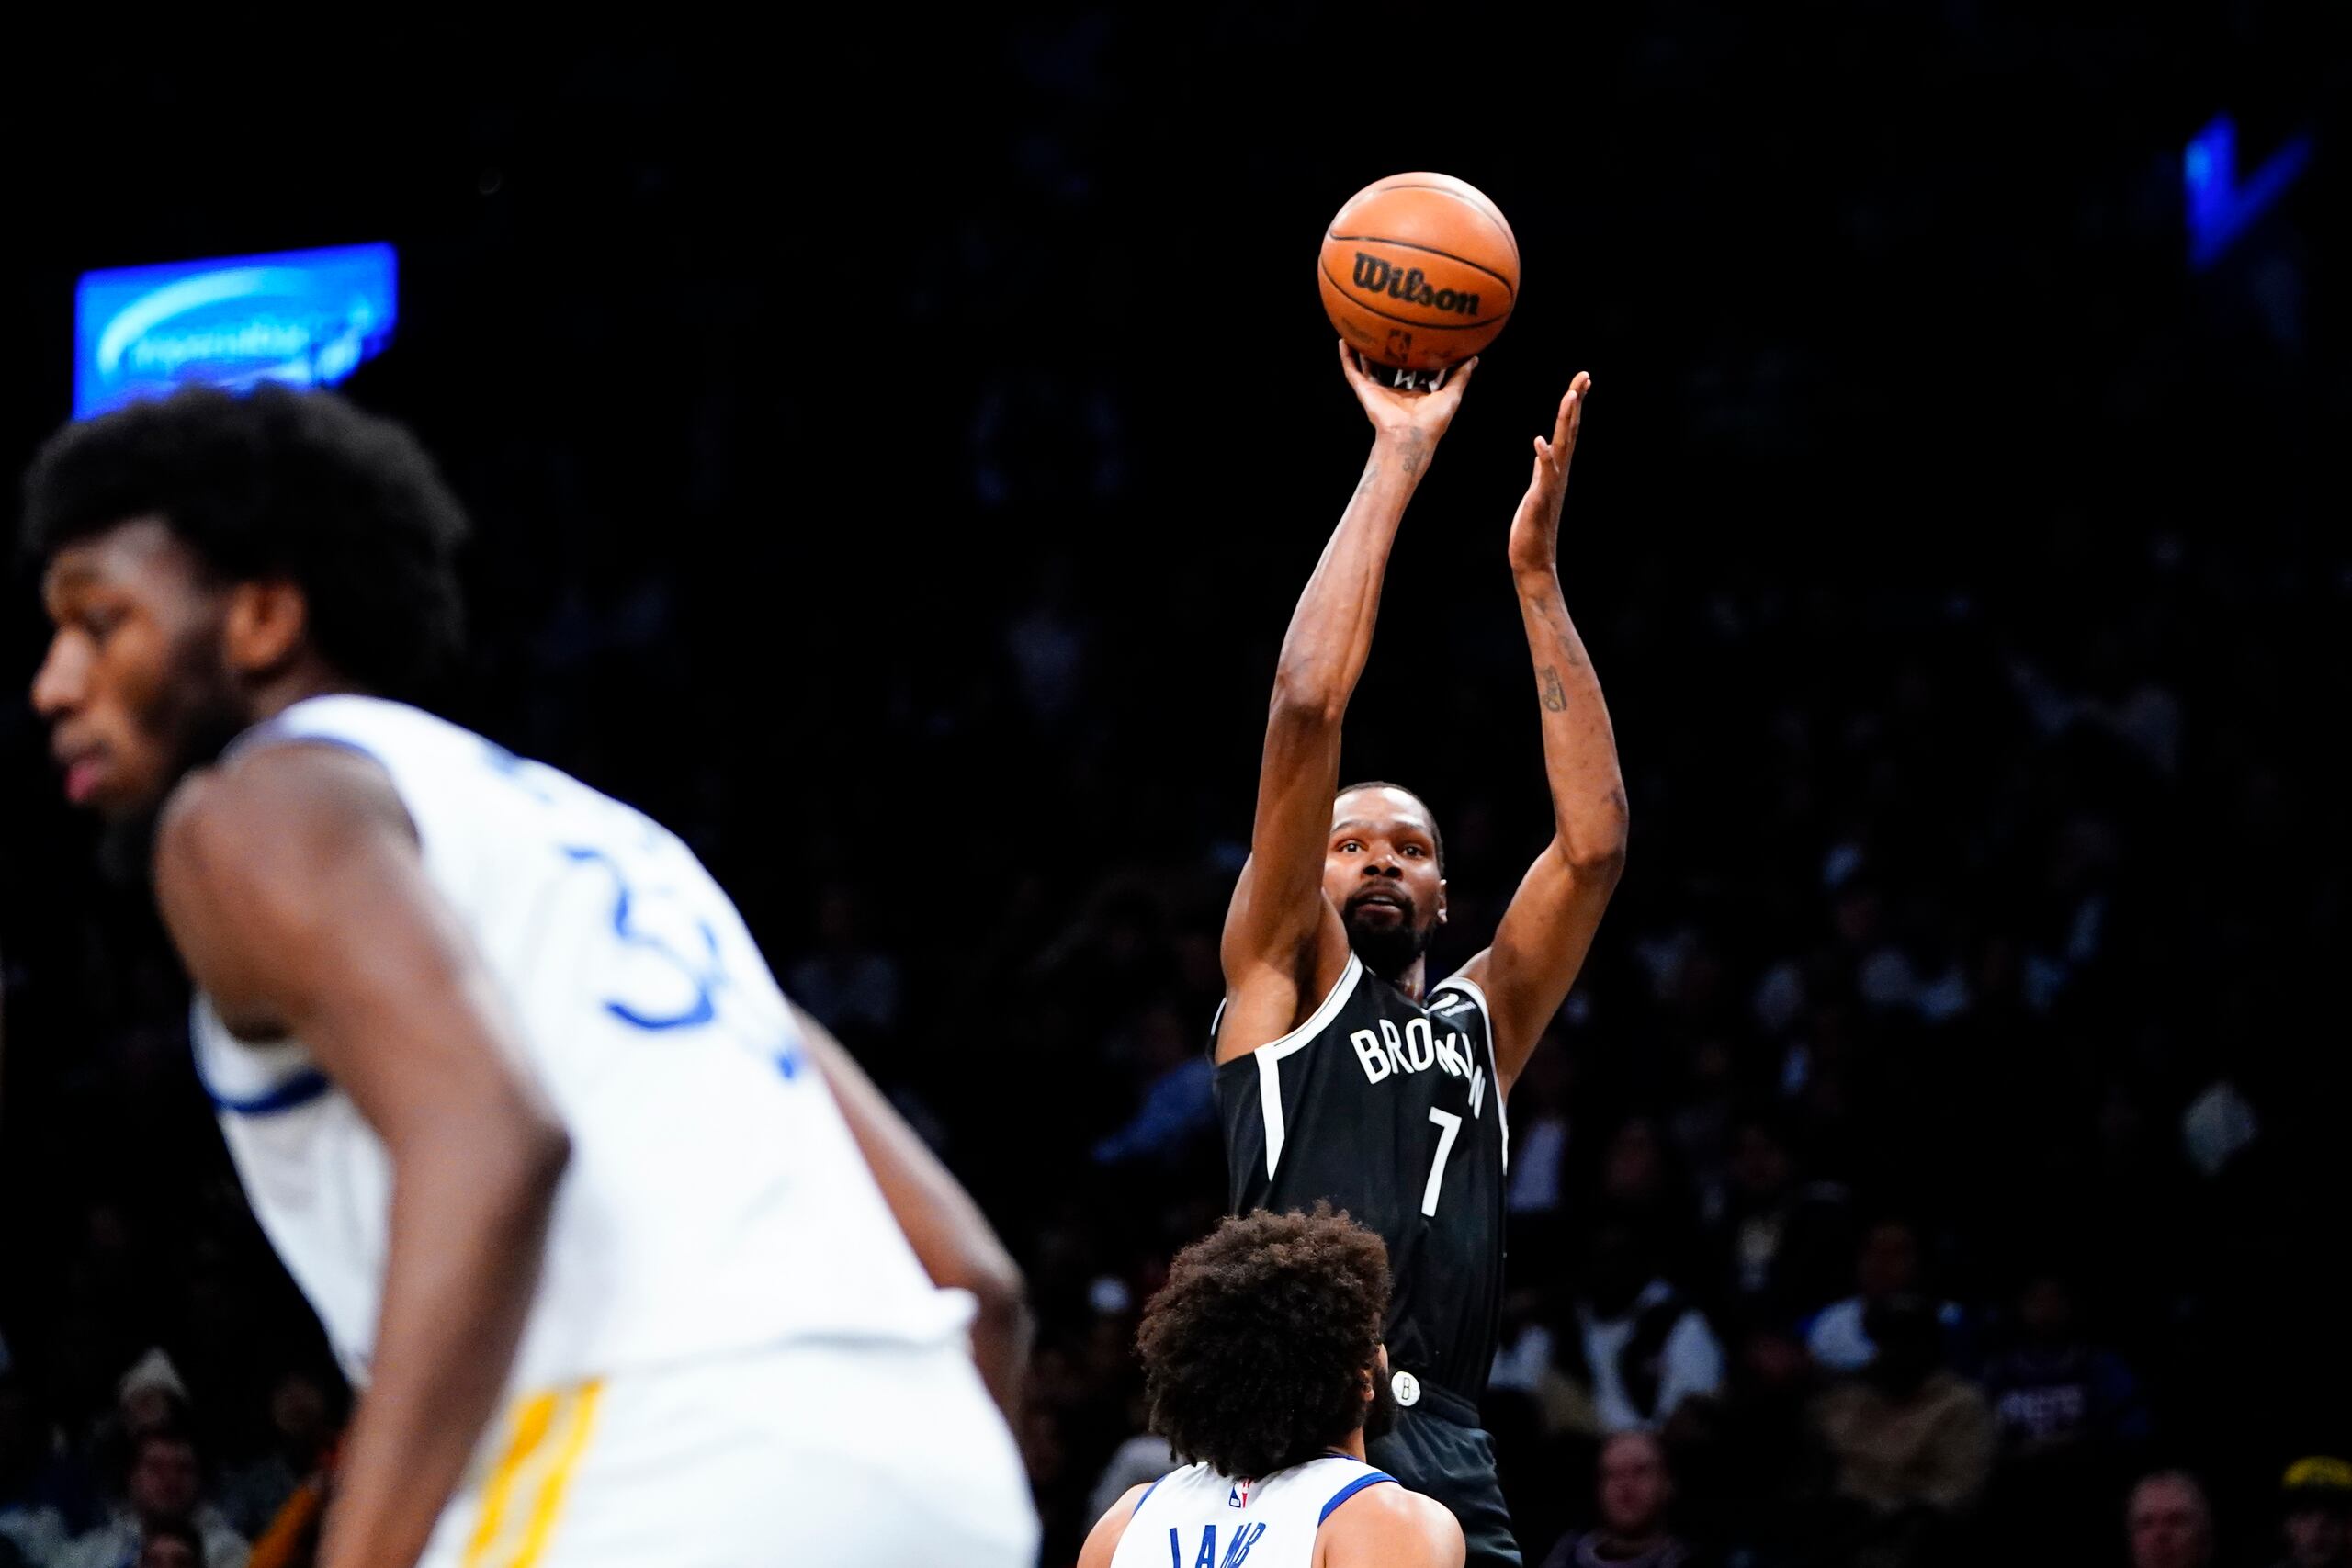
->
xmin=1350 ymin=254 xmax=1481 ymax=317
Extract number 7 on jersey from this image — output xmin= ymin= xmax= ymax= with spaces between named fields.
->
xmin=1422 ymin=1108 xmax=1464 ymax=1217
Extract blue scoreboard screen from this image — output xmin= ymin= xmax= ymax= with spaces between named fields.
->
xmin=74 ymin=243 xmax=398 ymax=417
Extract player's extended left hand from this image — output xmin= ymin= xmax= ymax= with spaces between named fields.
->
xmin=1506 ymin=372 xmax=1592 ymax=577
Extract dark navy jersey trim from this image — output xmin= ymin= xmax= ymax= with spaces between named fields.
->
xmin=1318 ymin=1471 xmax=1396 ymax=1523
xmin=200 ymin=1064 xmax=333 ymax=1116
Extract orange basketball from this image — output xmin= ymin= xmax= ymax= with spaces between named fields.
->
xmin=1317 ymin=172 xmax=1520 ymax=373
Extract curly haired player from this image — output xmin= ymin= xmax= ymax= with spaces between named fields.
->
xmin=1213 ymin=347 xmax=1627 ymax=1566
xmin=1078 ymin=1205 xmax=1464 ymax=1568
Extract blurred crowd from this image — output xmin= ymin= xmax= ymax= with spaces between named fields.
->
xmin=2 ymin=5 xmax=2345 ymax=1567
xmin=6 ymin=449 xmax=2345 ymax=1566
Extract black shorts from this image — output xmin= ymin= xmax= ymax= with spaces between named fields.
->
xmin=1369 ymin=1395 xmax=1521 ymax=1568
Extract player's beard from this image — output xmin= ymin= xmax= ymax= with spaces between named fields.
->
xmin=1342 ymin=905 xmax=1432 ymax=986
xmin=96 ymin=635 xmax=251 ymax=889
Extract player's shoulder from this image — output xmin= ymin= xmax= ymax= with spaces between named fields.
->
xmin=1075 ymin=1482 xmax=1156 ymax=1568
xmin=1216 ymin=925 xmax=1364 ymax=1065
xmin=1317 ymin=1474 xmax=1464 ymax=1567
xmin=1425 ymin=964 xmax=1490 ymax=1015
xmin=157 ymin=737 xmax=411 ymax=889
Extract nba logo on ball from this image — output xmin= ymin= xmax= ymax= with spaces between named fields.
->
xmin=1317 ymin=173 xmax=1520 ymax=374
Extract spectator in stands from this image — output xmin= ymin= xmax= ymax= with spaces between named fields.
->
xmin=1506 ymin=1042 xmax=1576 ymax=1235
xmin=2128 ymin=1472 xmax=2214 ymax=1568
xmin=2273 ymin=1458 xmax=2352 ymax=1568
xmin=76 ymin=1353 xmax=194 ymax=1512
xmin=134 ymin=1520 xmax=203 ymax=1568
xmin=215 ymin=1369 xmax=339 ymax=1541
xmin=61 ymin=1430 xmax=248 ymax=1568
xmin=108 ymin=1357 xmax=186 ymax=1452
xmin=1664 ymin=1316 xmax=1832 ymax=1568
xmin=1566 ymin=1223 xmax=1724 ymax=1434
xmin=1716 ymin=1117 xmax=1796 ymax=1303
xmin=1708 ymin=1112 xmax=1849 ymax=1315
xmin=1591 ymin=1116 xmax=1702 ymax=1289
xmin=1804 ymin=1219 xmax=1962 ymax=1374
xmin=1 ymin=1374 xmax=77 ymax=1568
xmin=1667 ymin=1041 xmax=1737 ymax=1223
xmin=1815 ymin=1296 xmax=1995 ymax=1567
xmin=1088 ymin=1002 xmax=1214 ymax=1168
xmin=1977 ymin=1270 xmax=2148 ymax=1562
xmin=1537 ymin=1430 xmax=1693 ymax=1568
xmin=1983 ymin=1272 xmax=2147 ymax=1458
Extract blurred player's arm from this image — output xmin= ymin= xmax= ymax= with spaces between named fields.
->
xmin=1074 ymin=1483 xmax=1150 ymax=1567
xmin=795 ymin=1005 xmax=1031 ymax=1423
xmin=1453 ymin=375 xmax=1628 ymax=1095
xmin=1218 ymin=344 xmax=1477 ymax=1061
xmin=153 ymin=744 xmax=567 ymax=1568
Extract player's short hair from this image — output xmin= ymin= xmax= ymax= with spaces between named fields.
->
xmin=1334 ymin=779 xmax=1444 ymax=874
xmin=1136 ymin=1203 xmax=1390 ymax=1481
xmin=20 ymin=384 xmax=469 ymax=696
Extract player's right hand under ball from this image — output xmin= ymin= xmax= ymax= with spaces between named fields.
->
xmin=1339 ymin=341 xmax=1477 ymax=454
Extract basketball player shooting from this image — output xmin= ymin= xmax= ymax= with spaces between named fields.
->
xmin=1215 ymin=344 xmax=1627 ymax=1567
xmin=21 ymin=388 xmax=1039 ymax=1568
xmin=1077 ymin=1205 xmax=1464 ymax=1568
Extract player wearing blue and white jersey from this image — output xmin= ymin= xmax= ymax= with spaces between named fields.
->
xmin=1077 ymin=1209 xmax=1463 ymax=1568
xmin=23 ymin=387 xmax=1038 ymax=1568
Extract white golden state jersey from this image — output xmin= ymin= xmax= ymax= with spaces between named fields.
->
xmin=1113 ymin=1455 xmax=1396 ymax=1568
xmin=189 ymin=695 xmax=972 ymax=1395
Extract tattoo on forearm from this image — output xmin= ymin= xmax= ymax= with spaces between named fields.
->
xmin=1397 ymin=443 xmax=1425 ymax=478
xmin=1539 ymin=665 xmax=1566 ymax=711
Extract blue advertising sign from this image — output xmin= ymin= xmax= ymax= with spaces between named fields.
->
xmin=74 ymin=243 xmax=398 ymax=417
xmin=2184 ymin=116 xmax=2312 ymax=272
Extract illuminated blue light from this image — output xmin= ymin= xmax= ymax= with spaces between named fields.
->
xmin=2185 ymin=115 xmax=2313 ymax=272
xmin=74 ymin=243 xmax=397 ymax=417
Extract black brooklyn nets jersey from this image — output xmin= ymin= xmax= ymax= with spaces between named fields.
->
xmin=1215 ymin=954 xmax=1507 ymax=1407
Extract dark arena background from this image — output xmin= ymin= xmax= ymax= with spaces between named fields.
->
xmin=1 ymin=7 xmax=2346 ymax=1567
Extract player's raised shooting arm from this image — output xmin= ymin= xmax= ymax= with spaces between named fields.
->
xmin=1457 ymin=376 xmax=1629 ymax=1095
xmin=1218 ymin=346 xmax=1476 ymax=1059
xmin=793 ymin=1004 xmax=1032 ymax=1424
xmin=152 ymin=744 xmax=567 ymax=1568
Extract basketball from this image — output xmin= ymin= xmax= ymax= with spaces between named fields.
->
xmin=1317 ymin=172 xmax=1521 ymax=374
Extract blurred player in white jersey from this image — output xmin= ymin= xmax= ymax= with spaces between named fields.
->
xmin=1077 ymin=1205 xmax=1463 ymax=1568
xmin=20 ymin=386 xmax=1040 ymax=1568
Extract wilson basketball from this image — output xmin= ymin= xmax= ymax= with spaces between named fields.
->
xmin=1317 ymin=173 xmax=1520 ymax=374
